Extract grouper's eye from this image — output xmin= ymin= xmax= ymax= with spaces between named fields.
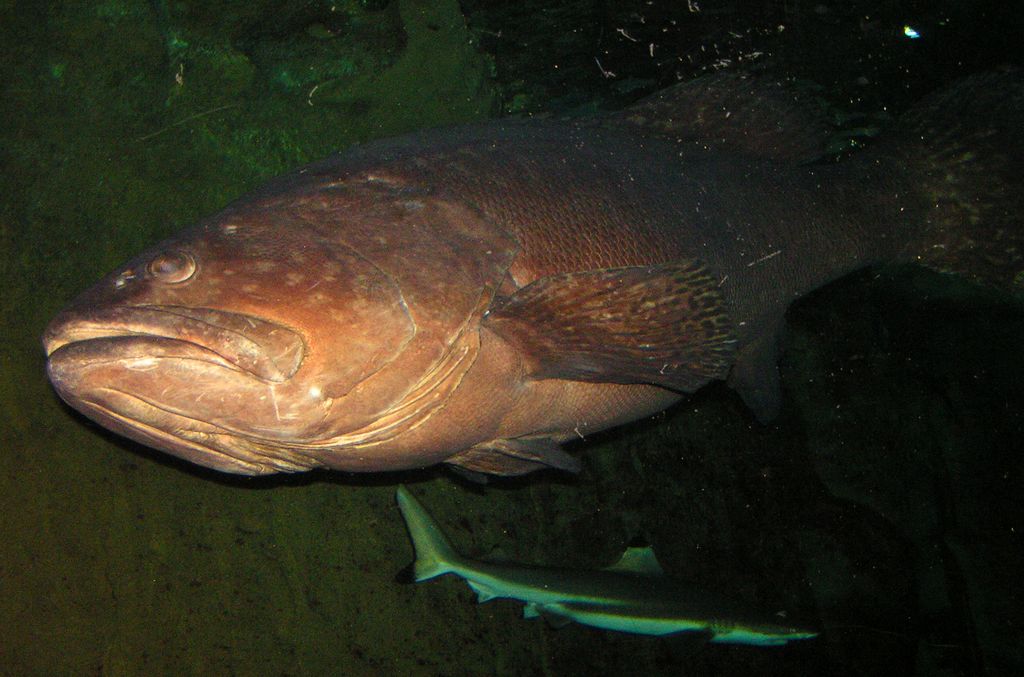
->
xmin=147 ymin=250 xmax=196 ymax=284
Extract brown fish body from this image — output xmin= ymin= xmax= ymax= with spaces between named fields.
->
xmin=43 ymin=75 xmax=1024 ymax=476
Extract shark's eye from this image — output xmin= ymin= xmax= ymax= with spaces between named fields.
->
xmin=148 ymin=250 xmax=196 ymax=284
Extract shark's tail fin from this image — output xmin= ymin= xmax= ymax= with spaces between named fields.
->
xmin=887 ymin=71 xmax=1024 ymax=294
xmin=396 ymin=486 xmax=462 ymax=582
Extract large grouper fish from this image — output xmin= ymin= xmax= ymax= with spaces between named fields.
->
xmin=43 ymin=72 xmax=1024 ymax=477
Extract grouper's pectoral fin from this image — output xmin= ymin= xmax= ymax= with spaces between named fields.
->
xmin=446 ymin=436 xmax=581 ymax=477
xmin=482 ymin=261 xmax=736 ymax=393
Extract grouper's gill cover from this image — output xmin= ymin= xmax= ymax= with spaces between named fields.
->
xmin=43 ymin=179 xmax=516 ymax=474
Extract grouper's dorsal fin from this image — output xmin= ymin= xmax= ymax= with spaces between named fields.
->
xmin=605 ymin=546 xmax=665 ymax=577
xmin=606 ymin=72 xmax=829 ymax=163
xmin=483 ymin=261 xmax=735 ymax=393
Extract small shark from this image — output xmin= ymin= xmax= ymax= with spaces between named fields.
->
xmin=395 ymin=486 xmax=817 ymax=646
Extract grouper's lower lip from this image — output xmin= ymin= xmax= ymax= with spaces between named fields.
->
xmin=71 ymin=387 xmax=268 ymax=474
xmin=45 ymin=336 xmax=310 ymax=475
xmin=42 ymin=305 xmax=306 ymax=382
xmin=45 ymin=335 xmax=245 ymax=445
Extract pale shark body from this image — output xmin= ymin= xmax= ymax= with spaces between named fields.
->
xmin=396 ymin=486 xmax=817 ymax=646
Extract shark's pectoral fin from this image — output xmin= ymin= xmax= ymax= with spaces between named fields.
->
xmin=483 ymin=261 xmax=736 ymax=392
xmin=524 ymin=603 xmax=574 ymax=628
xmin=446 ymin=436 xmax=581 ymax=476
xmin=466 ymin=579 xmax=499 ymax=603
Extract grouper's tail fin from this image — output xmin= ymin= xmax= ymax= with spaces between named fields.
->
xmin=396 ymin=486 xmax=461 ymax=582
xmin=889 ymin=71 xmax=1024 ymax=294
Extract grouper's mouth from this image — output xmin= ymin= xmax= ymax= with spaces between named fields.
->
xmin=42 ymin=305 xmax=310 ymax=474
xmin=43 ymin=305 xmax=306 ymax=382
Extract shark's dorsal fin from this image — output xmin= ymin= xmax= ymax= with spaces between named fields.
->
xmin=604 ymin=546 xmax=665 ymax=577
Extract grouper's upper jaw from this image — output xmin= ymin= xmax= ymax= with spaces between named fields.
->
xmin=43 ymin=304 xmax=318 ymax=475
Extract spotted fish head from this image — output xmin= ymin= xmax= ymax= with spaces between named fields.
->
xmin=43 ymin=181 xmax=516 ymax=474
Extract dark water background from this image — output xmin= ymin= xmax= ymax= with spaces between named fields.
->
xmin=1 ymin=1 xmax=1022 ymax=675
